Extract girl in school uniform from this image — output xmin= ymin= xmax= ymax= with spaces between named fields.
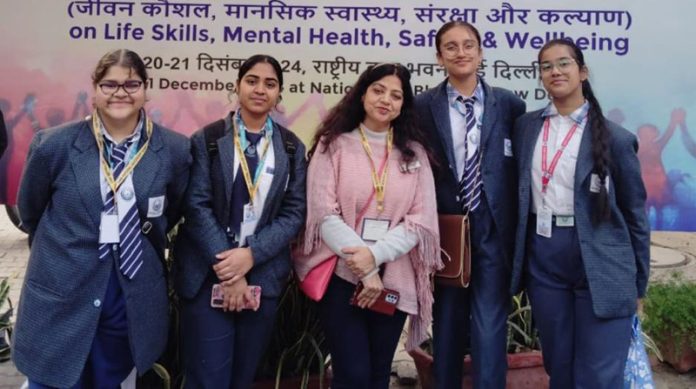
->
xmin=414 ymin=21 xmax=526 ymax=389
xmin=173 ymin=54 xmax=306 ymax=389
xmin=14 ymin=49 xmax=191 ymax=388
xmin=510 ymin=39 xmax=650 ymax=388
xmin=295 ymin=63 xmax=440 ymax=389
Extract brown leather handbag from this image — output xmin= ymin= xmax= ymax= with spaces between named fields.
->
xmin=435 ymin=214 xmax=471 ymax=287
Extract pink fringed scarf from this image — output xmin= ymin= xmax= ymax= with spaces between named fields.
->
xmin=294 ymin=131 xmax=441 ymax=350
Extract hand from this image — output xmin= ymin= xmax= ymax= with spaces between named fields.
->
xmin=637 ymin=298 xmax=644 ymax=316
xmin=356 ymin=273 xmax=384 ymax=309
xmin=672 ymin=108 xmax=686 ymax=125
xmin=213 ymin=247 xmax=254 ymax=284
xmin=343 ymin=246 xmax=377 ymax=278
xmin=23 ymin=94 xmax=36 ymax=114
xmin=222 ymin=278 xmax=254 ymax=312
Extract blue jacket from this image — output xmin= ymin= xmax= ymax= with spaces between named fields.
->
xmin=415 ymin=79 xmax=526 ymax=261
xmin=14 ymin=119 xmax=191 ymax=387
xmin=174 ymin=116 xmax=307 ymax=300
xmin=510 ymin=109 xmax=650 ymax=318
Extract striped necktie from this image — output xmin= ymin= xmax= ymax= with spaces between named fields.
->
xmin=98 ymin=139 xmax=144 ymax=279
xmin=456 ymin=96 xmax=482 ymax=212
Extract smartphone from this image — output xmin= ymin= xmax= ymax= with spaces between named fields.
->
xmin=211 ymin=284 xmax=262 ymax=310
xmin=349 ymin=283 xmax=399 ymax=316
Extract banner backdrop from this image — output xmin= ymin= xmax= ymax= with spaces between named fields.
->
xmin=1 ymin=0 xmax=694 ymax=231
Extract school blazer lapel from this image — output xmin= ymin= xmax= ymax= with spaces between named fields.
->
xmin=574 ymin=120 xmax=595 ymax=194
xmin=132 ymin=124 xmax=162 ymax=216
xmin=217 ymin=131 xmax=236 ymax=216
xmin=257 ymin=125 xmax=288 ymax=227
xmin=70 ymin=120 xmax=103 ymax=227
xmin=520 ymin=114 xmax=544 ymax=204
xmin=429 ymin=81 xmax=457 ymax=181
xmin=480 ymin=82 xmax=499 ymax=152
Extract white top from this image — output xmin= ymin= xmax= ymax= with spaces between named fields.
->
xmin=530 ymin=102 xmax=589 ymax=215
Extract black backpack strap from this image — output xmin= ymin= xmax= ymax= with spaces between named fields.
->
xmin=203 ymin=118 xmax=227 ymax=160
xmin=278 ymin=127 xmax=298 ymax=182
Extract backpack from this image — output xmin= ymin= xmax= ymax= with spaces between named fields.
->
xmin=202 ymin=117 xmax=299 ymax=179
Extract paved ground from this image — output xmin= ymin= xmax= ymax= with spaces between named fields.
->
xmin=0 ymin=210 xmax=695 ymax=388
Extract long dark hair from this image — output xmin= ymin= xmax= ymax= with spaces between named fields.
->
xmin=539 ymin=39 xmax=611 ymax=223
xmin=309 ymin=63 xmax=426 ymax=165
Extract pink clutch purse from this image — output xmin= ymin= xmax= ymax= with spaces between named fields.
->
xmin=299 ymin=255 xmax=338 ymax=301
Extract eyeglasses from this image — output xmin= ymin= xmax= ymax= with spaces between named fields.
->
xmin=98 ymin=80 xmax=143 ymax=94
xmin=441 ymin=40 xmax=479 ymax=58
xmin=539 ymin=58 xmax=577 ymax=73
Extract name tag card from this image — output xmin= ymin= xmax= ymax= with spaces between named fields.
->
xmin=361 ymin=218 xmax=390 ymax=242
xmin=239 ymin=202 xmax=259 ymax=247
xmin=99 ymin=212 xmax=120 ymax=243
xmin=536 ymin=206 xmax=552 ymax=238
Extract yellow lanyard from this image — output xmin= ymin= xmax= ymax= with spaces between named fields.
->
xmin=92 ymin=111 xmax=152 ymax=200
xmin=232 ymin=116 xmax=272 ymax=205
xmin=358 ymin=125 xmax=393 ymax=213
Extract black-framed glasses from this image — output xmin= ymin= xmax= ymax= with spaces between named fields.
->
xmin=539 ymin=58 xmax=576 ymax=74
xmin=98 ymin=80 xmax=143 ymax=94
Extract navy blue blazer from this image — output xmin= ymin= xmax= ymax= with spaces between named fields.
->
xmin=510 ymin=109 xmax=650 ymax=318
xmin=14 ymin=119 xmax=191 ymax=388
xmin=415 ymin=79 xmax=526 ymax=260
xmin=174 ymin=116 xmax=307 ymax=300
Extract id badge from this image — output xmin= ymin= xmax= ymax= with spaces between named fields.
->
xmin=243 ymin=203 xmax=257 ymax=223
xmin=536 ymin=206 xmax=552 ymax=238
xmin=239 ymin=203 xmax=259 ymax=247
xmin=99 ymin=212 xmax=120 ymax=243
xmin=361 ymin=218 xmax=390 ymax=242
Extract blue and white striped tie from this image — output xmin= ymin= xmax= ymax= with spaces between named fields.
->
xmin=98 ymin=140 xmax=144 ymax=279
xmin=456 ymin=96 xmax=482 ymax=212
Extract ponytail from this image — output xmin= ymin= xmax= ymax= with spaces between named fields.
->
xmin=582 ymin=80 xmax=612 ymax=223
xmin=539 ymin=39 xmax=612 ymax=224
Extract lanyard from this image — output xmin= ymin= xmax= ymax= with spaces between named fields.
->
xmin=358 ymin=125 xmax=393 ymax=213
xmin=233 ymin=112 xmax=273 ymax=204
xmin=540 ymin=116 xmax=584 ymax=194
xmin=92 ymin=111 xmax=152 ymax=199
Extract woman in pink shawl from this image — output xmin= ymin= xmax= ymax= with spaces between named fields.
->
xmin=295 ymin=63 xmax=441 ymax=389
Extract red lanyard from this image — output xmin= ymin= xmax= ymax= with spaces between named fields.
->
xmin=540 ymin=116 xmax=584 ymax=193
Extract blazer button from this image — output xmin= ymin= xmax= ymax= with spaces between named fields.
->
xmin=94 ymin=299 xmax=101 ymax=308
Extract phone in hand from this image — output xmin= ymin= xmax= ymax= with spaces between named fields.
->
xmin=349 ymin=282 xmax=399 ymax=316
xmin=211 ymin=284 xmax=262 ymax=310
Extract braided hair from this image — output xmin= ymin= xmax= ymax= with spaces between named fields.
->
xmin=539 ymin=39 xmax=611 ymax=223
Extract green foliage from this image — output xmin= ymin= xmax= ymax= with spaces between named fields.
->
xmin=506 ymin=292 xmax=540 ymax=353
xmin=255 ymin=275 xmax=330 ymax=389
xmin=0 ymin=278 xmax=13 ymax=363
xmin=642 ymin=272 xmax=696 ymax=353
xmin=139 ymin=223 xmax=329 ymax=388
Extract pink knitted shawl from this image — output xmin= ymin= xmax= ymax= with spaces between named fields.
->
xmin=294 ymin=131 xmax=441 ymax=350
